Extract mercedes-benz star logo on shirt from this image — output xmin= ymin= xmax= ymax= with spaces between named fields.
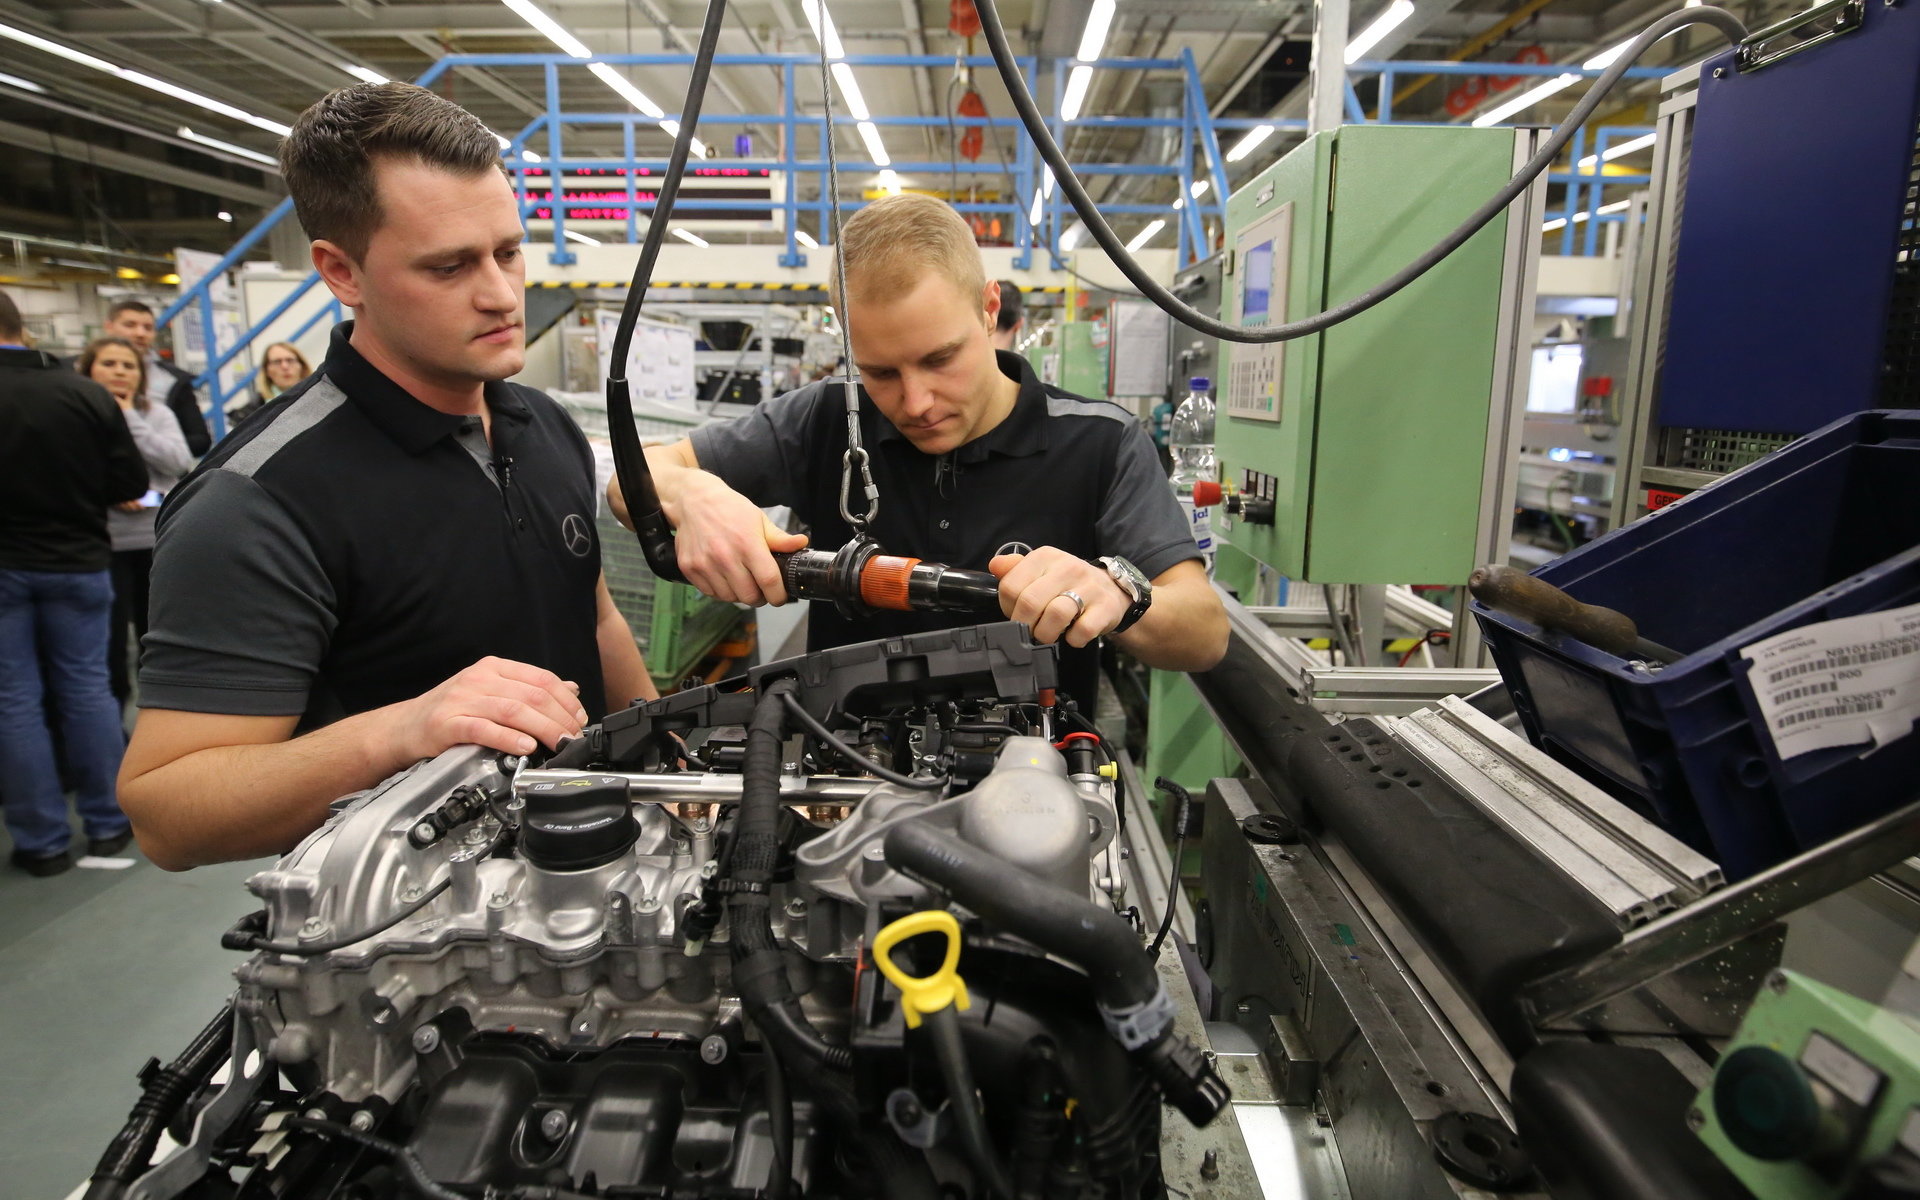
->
xmin=561 ymin=513 xmax=593 ymax=558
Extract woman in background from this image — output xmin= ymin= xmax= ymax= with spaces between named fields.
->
xmin=79 ymin=336 xmax=192 ymax=706
xmin=227 ymin=341 xmax=312 ymax=425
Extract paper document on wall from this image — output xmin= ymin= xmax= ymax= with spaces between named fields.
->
xmin=1741 ymin=602 xmax=1920 ymax=759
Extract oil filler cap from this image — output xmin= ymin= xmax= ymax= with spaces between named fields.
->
xmin=521 ymin=775 xmax=638 ymax=871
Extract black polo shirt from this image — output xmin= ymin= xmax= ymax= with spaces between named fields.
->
xmin=141 ymin=322 xmax=606 ymax=730
xmin=692 ymin=350 xmax=1196 ymax=704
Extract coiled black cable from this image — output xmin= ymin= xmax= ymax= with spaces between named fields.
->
xmin=85 ymin=1004 xmax=236 ymax=1200
xmin=971 ymin=0 xmax=1747 ymax=342
xmin=780 ymin=692 xmax=947 ymax=791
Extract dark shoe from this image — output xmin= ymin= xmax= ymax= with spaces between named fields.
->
xmin=88 ymin=830 xmax=135 ymax=857
xmin=10 ymin=848 xmax=73 ymax=877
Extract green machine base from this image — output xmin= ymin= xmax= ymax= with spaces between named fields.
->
xmin=1694 ymin=968 xmax=1920 ymax=1198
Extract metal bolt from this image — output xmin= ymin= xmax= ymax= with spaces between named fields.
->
xmin=489 ymin=890 xmax=512 ymax=908
xmin=1686 ymin=1106 xmax=1706 ymax=1131
xmin=411 ymin=1025 xmax=442 ymax=1054
xmin=349 ymin=1110 xmax=376 ymax=1132
xmin=540 ymin=1109 xmax=570 ymax=1141
xmin=1712 ymin=66 xmax=1725 ymax=77
xmin=299 ymin=917 xmax=327 ymax=937
xmin=1767 ymin=971 xmax=1790 ymax=995
xmin=785 ymin=897 xmax=809 ymax=920
xmin=700 ymin=1034 xmax=730 ymax=1064
xmin=890 ymin=1092 xmax=924 ymax=1126
xmin=303 ymin=1108 xmax=327 ymax=1122
xmin=412 ymin=821 xmax=437 ymax=844
xmin=399 ymin=885 xmax=424 ymax=903
xmin=1200 ymin=1149 xmax=1220 ymax=1181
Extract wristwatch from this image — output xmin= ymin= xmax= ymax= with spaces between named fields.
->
xmin=1098 ymin=556 xmax=1153 ymax=633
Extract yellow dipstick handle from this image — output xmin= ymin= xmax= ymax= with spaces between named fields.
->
xmin=871 ymin=909 xmax=971 ymax=1029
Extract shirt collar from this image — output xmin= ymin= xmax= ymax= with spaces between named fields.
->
xmin=321 ymin=320 xmax=530 ymax=456
xmin=871 ymin=349 xmax=1051 ymax=463
xmin=0 ymin=346 xmax=64 ymax=369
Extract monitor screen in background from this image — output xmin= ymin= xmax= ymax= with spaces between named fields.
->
xmin=1527 ymin=344 xmax=1584 ymax=415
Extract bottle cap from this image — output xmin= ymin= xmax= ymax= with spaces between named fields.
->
xmin=1189 ymin=377 xmax=1210 ymax=390
xmin=1193 ymin=480 xmax=1224 ymax=507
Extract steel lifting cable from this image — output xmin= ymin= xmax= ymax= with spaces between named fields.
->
xmin=809 ymin=2 xmax=879 ymax=531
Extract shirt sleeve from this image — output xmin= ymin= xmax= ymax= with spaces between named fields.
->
xmin=1096 ymin=423 xmax=1200 ymax=581
xmin=138 ymin=468 xmax=338 ymax=715
xmin=687 ymin=384 xmax=823 ymax=509
xmin=167 ymin=373 xmax=212 ymax=456
xmin=123 ymin=405 xmax=195 ymax=479
xmin=86 ymin=382 xmax=151 ymax=506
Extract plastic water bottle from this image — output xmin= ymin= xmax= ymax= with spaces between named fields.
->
xmin=1169 ymin=377 xmax=1217 ymax=576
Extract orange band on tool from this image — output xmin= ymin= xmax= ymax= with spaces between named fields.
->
xmin=859 ymin=555 xmax=921 ymax=611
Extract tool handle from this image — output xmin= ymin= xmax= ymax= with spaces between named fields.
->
xmin=1468 ymin=563 xmax=1643 ymax=658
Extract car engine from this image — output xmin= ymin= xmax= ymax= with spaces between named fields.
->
xmin=87 ymin=623 xmax=1227 ymax=1200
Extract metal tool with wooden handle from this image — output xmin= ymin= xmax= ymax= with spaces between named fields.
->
xmin=1469 ymin=564 xmax=1681 ymax=663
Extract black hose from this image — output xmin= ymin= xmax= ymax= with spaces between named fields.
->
xmin=605 ymin=0 xmax=730 ymax=582
xmin=85 ymin=1004 xmax=236 ymax=1200
xmin=926 ymin=1010 xmax=1014 ymax=1200
xmin=882 ymin=823 xmax=1156 ymax=1013
xmin=765 ymin=1051 xmax=794 ymax=1200
xmin=731 ymin=681 xmax=854 ymax=1071
xmin=1145 ymin=777 xmax=1192 ymax=958
xmin=972 ymin=0 xmax=1747 ymax=343
xmin=781 ymin=692 xmax=946 ymax=791
xmin=280 ymin=1117 xmax=474 ymax=1200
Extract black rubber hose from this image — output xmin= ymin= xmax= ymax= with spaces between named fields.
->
xmin=604 ymin=0 xmax=730 ymax=583
xmin=927 ymin=1009 xmax=1014 ymax=1200
xmin=765 ymin=1051 xmax=794 ymax=1200
xmin=731 ymin=680 xmax=854 ymax=1071
xmin=280 ymin=1118 xmax=471 ymax=1200
xmin=781 ymin=692 xmax=946 ymax=791
xmin=85 ymin=1003 xmax=236 ymax=1200
xmin=971 ymin=0 xmax=1747 ymax=343
xmin=1145 ymin=777 xmax=1192 ymax=958
xmin=882 ymin=822 xmax=1156 ymax=1013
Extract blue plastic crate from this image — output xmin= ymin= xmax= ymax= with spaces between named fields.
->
xmin=1474 ymin=410 xmax=1920 ymax=879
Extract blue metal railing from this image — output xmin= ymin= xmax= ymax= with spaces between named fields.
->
xmin=165 ymin=50 xmax=1671 ymax=434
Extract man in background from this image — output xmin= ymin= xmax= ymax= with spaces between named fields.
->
xmin=101 ymin=299 xmax=212 ymax=456
xmin=0 ymin=288 xmax=148 ymax=876
xmin=990 ymin=278 xmax=1024 ymax=351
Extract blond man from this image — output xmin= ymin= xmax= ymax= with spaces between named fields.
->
xmin=614 ymin=194 xmax=1225 ymax=702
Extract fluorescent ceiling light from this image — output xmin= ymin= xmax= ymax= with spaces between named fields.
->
xmin=586 ymin=61 xmax=664 ymax=117
xmin=0 ymin=21 xmax=293 ymax=136
xmin=177 ymin=126 xmax=276 ymax=166
xmin=830 ymin=63 xmax=869 ymax=120
xmin=1076 ymin=0 xmax=1116 ymax=61
xmin=0 ymin=69 xmax=45 ymax=93
xmin=877 ymin=168 xmax=901 ymax=194
xmin=799 ymin=0 xmax=846 ymax=58
xmin=1060 ymin=222 xmax=1083 ymax=251
xmin=1060 ymin=65 xmax=1094 ymax=123
xmin=672 ymin=228 xmax=709 ymax=248
xmin=1125 ymin=219 xmax=1165 ymax=252
xmin=341 ymin=64 xmax=388 ymax=85
xmin=1582 ymin=39 xmax=1634 ymax=71
xmin=521 ymin=148 xmax=542 ymax=162
xmin=1471 ymin=73 xmax=1577 ymax=127
xmin=1575 ymin=132 xmax=1654 ymax=169
xmin=1540 ymin=199 xmax=1632 ymax=232
xmin=1345 ymin=0 xmax=1414 ymax=64
xmin=1225 ymin=124 xmax=1275 ymax=162
xmin=795 ymin=230 xmax=819 ymax=249
xmin=48 ymin=257 xmax=112 ymax=271
xmin=858 ymin=121 xmax=891 ymax=167
xmin=1191 ymin=179 xmax=1210 ymax=199
xmin=216 ymin=211 xmax=233 ymax=222
xmin=1029 ymin=188 xmax=1044 ymax=226
xmin=500 ymin=0 xmax=591 ymax=56
xmin=563 ymin=229 xmax=600 ymax=245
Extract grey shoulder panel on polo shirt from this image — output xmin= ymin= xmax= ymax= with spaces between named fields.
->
xmin=1044 ymin=391 xmax=1138 ymax=425
xmin=222 ymin=375 xmax=349 ymax=479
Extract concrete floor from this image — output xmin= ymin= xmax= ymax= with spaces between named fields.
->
xmin=0 ymin=814 xmax=266 ymax=1200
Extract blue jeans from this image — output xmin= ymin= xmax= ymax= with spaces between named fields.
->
xmin=0 ymin=568 xmax=131 ymax=856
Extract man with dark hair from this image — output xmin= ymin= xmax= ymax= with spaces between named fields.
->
xmin=102 ymin=299 xmax=212 ymax=456
xmin=0 ymin=287 xmax=149 ymax=875
xmin=990 ymin=278 xmax=1024 ymax=351
xmin=120 ymin=82 xmax=655 ymax=870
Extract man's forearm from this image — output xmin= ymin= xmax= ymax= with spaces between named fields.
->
xmin=599 ymin=613 xmax=658 ymax=711
xmin=611 ymin=442 xmax=700 ymax=529
xmin=123 ymin=708 xmax=414 ymax=870
xmin=1112 ymin=579 xmax=1229 ymax=672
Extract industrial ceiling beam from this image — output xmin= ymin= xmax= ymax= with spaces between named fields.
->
xmin=0 ymin=116 xmax=280 ymax=207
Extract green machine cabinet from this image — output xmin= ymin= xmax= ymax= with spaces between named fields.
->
xmin=1057 ymin=320 xmax=1110 ymax=400
xmin=1694 ymin=968 xmax=1920 ymax=1198
xmin=1216 ymin=124 xmax=1532 ymax=585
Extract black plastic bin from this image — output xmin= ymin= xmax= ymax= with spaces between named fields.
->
xmin=1473 ymin=410 xmax=1920 ymax=879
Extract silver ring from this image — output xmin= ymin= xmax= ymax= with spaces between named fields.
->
xmin=1060 ymin=590 xmax=1087 ymax=622
xmin=996 ymin=541 xmax=1033 ymax=558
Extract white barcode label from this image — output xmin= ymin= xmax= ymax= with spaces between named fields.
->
xmin=1742 ymin=602 xmax=1920 ymax=759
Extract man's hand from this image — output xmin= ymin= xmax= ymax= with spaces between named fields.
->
xmin=607 ymin=448 xmax=807 ymax=606
xmin=383 ymin=656 xmax=590 ymax=761
xmin=989 ymin=548 xmax=1129 ymax=647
